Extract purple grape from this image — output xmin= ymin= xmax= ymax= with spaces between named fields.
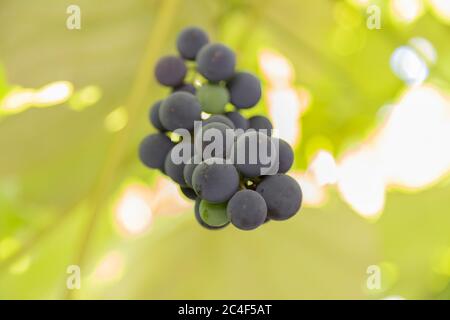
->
xmin=139 ymin=133 xmax=174 ymax=171
xmin=159 ymin=92 xmax=201 ymax=131
xmin=177 ymin=27 xmax=209 ymax=60
xmin=227 ymin=190 xmax=267 ymax=230
xmin=194 ymin=122 xmax=235 ymax=159
xmin=180 ymin=186 xmax=197 ymax=200
xmin=203 ymin=115 xmax=235 ymax=129
xmin=248 ymin=115 xmax=273 ymax=135
xmin=274 ymin=138 xmax=294 ymax=173
xmin=225 ymin=111 xmax=249 ymax=130
xmin=154 ymin=55 xmax=187 ymax=87
xmin=173 ymin=83 xmax=196 ymax=95
xmin=256 ymin=174 xmax=302 ymax=221
xmin=183 ymin=156 xmax=199 ymax=188
xmin=192 ymin=158 xmax=240 ymax=203
xmin=227 ymin=72 xmax=261 ymax=109
xmin=164 ymin=142 xmax=194 ymax=185
xmin=232 ymin=131 xmax=278 ymax=177
xmin=196 ymin=43 xmax=236 ymax=82
xmin=149 ymin=100 xmax=166 ymax=131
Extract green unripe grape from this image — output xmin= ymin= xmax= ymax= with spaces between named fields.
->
xmin=199 ymin=200 xmax=230 ymax=227
xmin=196 ymin=84 xmax=229 ymax=114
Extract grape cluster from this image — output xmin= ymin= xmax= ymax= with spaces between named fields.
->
xmin=139 ymin=27 xmax=303 ymax=231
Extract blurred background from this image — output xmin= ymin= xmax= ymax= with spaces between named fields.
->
xmin=0 ymin=0 xmax=449 ymax=299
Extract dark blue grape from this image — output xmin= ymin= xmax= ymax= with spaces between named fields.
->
xmin=274 ymin=138 xmax=294 ymax=173
xmin=227 ymin=190 xmax=267 ymax=230
xmin=203 ymin=115 xmax=235 ymax=129
xmin=164 ymin=154 xmax=185 ymax=185
xmin=154 ymin=55 xmax=187 ymax=87
xmin=149 ymin=100 xmax=166 ymax=131
xmin=227 ymin=72 xmax=261 ymax=109
xmin=196 ymin=43 xmax=236 ymax=82
xmin=248 ymin=115 xmax=273 ymax=135
xmin=256 ymin=174 xmax=302 ymax=221
xmin=177 ymin=27 xmax=209 ymax=60
xmin=180 ymin=186 xmax=197 ymax=200
xmin=192 ymin=158 xmax=239 ymax=203
xmin=164 ymin=142 xmax=194 ymax=185
xmin=225 ymin=111 xmax=249 ymax=130
xmin=173 ymin=83 xmax=196 ymax=95
xmin=232 ymin=131 xmax=278 ymax=177
xmin=139 ymin=133 xmax=174 ymax=171
xmin=194 ymin=122 xmax=235 ymax=159
xmin=194 ymin=198 xmax=228 ymax=230
xmin=183 ymin=156 xmax=199 ymax=188
xmin=159 ymin=92 xmax=201 ymax=131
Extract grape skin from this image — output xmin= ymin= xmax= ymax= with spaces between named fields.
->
xmin=177 ymin=27 xmax=209 ymax=60
xmin=227 ymin=72 xmax=261 ymax=109
xmin=164 ymin=142 xmax=194 ymax=186
xmin=274 ymin=138 xmax=294 ymax=173
xmin=173 ymin=83 xmax=196 ymax=95
xmin=159 ymin=92 xmax=201 ymax=131
xmin=256 ymin=174 xmax=302 ymax=221
xmin=139 ymin=133 xmax=174 ymax=172
xmin=199 ymin=200 xmax=230 ymax=227
xmin=232 ymin=131 xmax=278 ymax=178
xmin=195 ymin=122 xmax=234 ymax=159
xmin=225 ymin=111 xmax=249 ymax=130
xmin=227 ymin=190 xmax=267 ymax=230
xmin=154 ymin=55 xmax=187 ymax=87
xmin=180 ymin=186 xmax=197 ymax=200
xmin=196 ymin=43 xmax=236 ymax=82
xmin=149 ymin=100 xmax=166 ymax=131
xmin=183 ymin=156 xmax=199 ymax=188
xmin=164 ymin=153 xmax=185 ymax=186
xmin=248 ymin=115 xmax=273 ymax=135
xmin=194 ymin=198 xmax=228 ymax=230
xmin=203 ymin=115 xmax=235 ymax=129
xmin=196 ymin=84 xmax=229 ymax=114
xmin=192 ymin=158 xmax=240 ymax=203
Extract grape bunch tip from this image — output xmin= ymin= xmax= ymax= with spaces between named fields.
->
xmin=139 ymin=26 xmax=303 ymax=231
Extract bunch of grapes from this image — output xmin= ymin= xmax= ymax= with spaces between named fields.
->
xmin=139 ymin=27 xmax=303 ymax=231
